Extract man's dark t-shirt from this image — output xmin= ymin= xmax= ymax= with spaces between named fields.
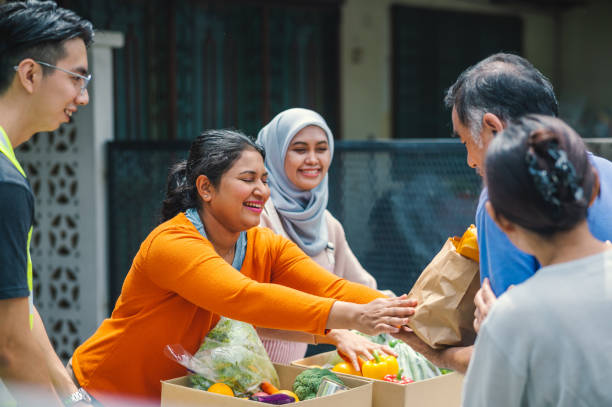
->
xmin=0 ymin=153 xmax=33 ymax=299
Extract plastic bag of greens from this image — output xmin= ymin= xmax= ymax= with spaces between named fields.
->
xmin=351 ymin=331 xmax=442 ymax=381
xmin=165 ymin=317 xmax=279 ymax=397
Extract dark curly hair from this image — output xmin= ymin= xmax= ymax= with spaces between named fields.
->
xmin=161 ymin=129 xmax=265 ymax=222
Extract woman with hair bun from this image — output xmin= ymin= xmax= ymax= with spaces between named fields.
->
xmin=462 ymin=115 xmax=612 ymax=406
xmin=70 ymin=129 xmax=415 ymax=404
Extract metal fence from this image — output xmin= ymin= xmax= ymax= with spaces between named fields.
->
xmin=108 ymin=138 xmax=612 ymax=309
xmin=107 ymin=141 xmax=190 ymax=308
xmin=327 ymin=140 xmax=482 ymax=295
xmin=107 ymin=139 xmax=483 ymax=308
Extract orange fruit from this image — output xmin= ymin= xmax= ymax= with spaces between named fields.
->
xmin=277 ymin=390 xmax=299 ymax=402
xmin=455 ymin=225 xmax=479 ymax=262
xmin=207 ymin=382 xmax=234 ymax=397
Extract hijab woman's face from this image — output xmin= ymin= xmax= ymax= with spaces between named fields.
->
xmin=284 ymin=125 xmax=331 ymax=191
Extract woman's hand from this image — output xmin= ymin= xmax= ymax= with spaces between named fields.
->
xmin=327 ymin=294 xmax=417 ymax=335
xmin=473 ymin=278 xmax=497 ymax=333
xmin=356 ymin=294 xmax=417 ymax=335
xmin=325 ymin=329 xmax=396 ymax=372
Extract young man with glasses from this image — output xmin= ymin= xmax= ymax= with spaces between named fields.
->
xmin=0 ymin=1 xmax=94 ymax=406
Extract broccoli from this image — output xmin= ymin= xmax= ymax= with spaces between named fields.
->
xmin=292 ymin=368 xmax=344 ymax=401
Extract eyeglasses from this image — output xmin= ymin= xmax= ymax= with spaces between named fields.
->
xmin=13 ymin=60 xmax=91 ymax=95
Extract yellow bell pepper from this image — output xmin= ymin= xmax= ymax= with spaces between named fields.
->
xmin=361 ymin=352 xmax=399 ymax=380
xmin=382 ymin=354 xmax=399 ymax=375
xmin=332 ymin=361 xmax=362 ymax=376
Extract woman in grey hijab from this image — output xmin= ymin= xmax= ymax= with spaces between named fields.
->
xmin=256 ymin=108 xmax=380 ymax=366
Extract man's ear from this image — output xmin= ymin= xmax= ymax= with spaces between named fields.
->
xmin=479 ymin=113 xmax=504 ymax=148
xmin=485 ymin=201 xmax=515 ymax=234
xmin=196 ymin=175 xmax=213 ymax=202
xmin=14 ymin=59 xmax=41 ymax=94
xmin=482 ymin=113 xmax=505 ymax=134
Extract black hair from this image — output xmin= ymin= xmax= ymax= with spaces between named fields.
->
xmin=445 ymin=53 xmax=558 ymax=138
xmin=485 ymin=115 xmax=596 ymax=236
xmin=0 ymin=0 xmax=94 ymax=94
xmin=161 ymin=129 xmax=265 ymax=222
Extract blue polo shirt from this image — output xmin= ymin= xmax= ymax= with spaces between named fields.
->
xmin=477 ymin=153 xmax=612 ymax=296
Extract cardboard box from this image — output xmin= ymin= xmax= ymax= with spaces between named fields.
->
xmin=161 ymin=363 xmax=373 ymax=407
xmin=292 ymin=351 xmax=464 ymax=407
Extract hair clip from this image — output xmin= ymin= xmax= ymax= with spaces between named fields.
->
xmin=525 ymin=142 xmax=584 ymax=217
xmin=549 ymin=148 xmax=584 ymax=203
xmin=526 ymin=150 xmax=561 ymax=210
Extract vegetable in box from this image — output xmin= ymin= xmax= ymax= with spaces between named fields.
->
xmin=189 ymin=317 xmax=280 ymax=397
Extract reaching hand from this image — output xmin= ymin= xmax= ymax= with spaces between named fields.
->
xmin=473 ymin=278 xmax=497 ymax=333
xmin=355 ymin=294 xmax=417 ymax=335
xmin=327 ymin=294 xmax=416 ymax=335
xmin=327 ymin=329 xmax=396 ymax=372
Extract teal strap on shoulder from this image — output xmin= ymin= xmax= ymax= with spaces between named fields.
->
xmin=0 ymin=126 xmax=34 ymax=330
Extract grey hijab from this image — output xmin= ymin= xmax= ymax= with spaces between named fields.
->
xmin=256 ymin=108 xmax=334 ymax=256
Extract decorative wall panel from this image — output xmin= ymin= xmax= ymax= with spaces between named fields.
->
xmin=16 ymin=125 xmax=83 ymax=361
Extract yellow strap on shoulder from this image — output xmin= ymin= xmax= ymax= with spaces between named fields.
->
xmin=27 ymin=227 xmax=33 ymax=330
xmin=0 ymin=127 xmax=26 ymax=177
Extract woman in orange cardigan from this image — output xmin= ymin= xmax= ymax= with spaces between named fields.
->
xmin=70 ymin=130 xmax=415 ymax=404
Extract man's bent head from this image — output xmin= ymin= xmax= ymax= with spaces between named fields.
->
xmin=445 ymin=53 xmax=558 ymax=173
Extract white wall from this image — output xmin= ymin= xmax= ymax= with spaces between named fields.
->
xmin=340 ymin=0 xmax=557 ymax=140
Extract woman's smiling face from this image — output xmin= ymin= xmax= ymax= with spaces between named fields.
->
xmin=205 ymin=148 xmax=270 ymax=232
xmin=284 ymin=125 xmax=331 ymax=191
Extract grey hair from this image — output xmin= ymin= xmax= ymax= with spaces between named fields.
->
xmin=466 ymin=107 xmax=486 ymax=147
xmin=445 ymin=53 xmax=558 ymax=146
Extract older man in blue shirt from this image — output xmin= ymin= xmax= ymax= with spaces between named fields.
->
xmin=393 ymin=52 xmax=612 ymax=374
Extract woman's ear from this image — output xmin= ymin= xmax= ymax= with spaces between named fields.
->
xmin=485 ymin=201 xmax=515 ymax=234
xmin=588 ymin=167 xmax=600 ymax=208
xmin=196 ymin=174 xmax=213 ymax=202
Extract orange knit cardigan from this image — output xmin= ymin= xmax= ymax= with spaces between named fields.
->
xmin=72 ymin=213 xmax=382 ymax=403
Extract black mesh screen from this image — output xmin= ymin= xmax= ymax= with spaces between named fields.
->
xmin=107 ymin=140 xmax=481 ymax=311
xmin=107 ymin=141 xmax=191 ymax=309
xmin=326 ymin=140 xmax=481 ymax=296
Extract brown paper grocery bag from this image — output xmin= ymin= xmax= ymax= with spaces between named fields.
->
xmin=407 ymin=238 xmax=480 ymax=349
